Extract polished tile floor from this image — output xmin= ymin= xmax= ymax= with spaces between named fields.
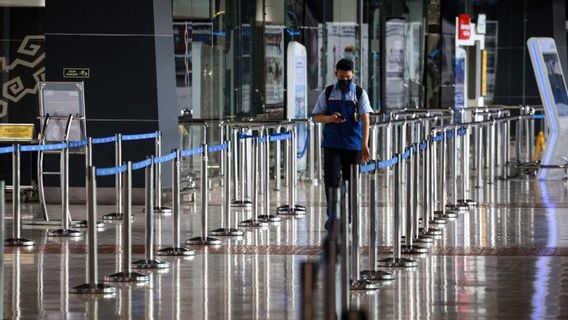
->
xmin=3 ymin=175 xmax=568 ymax=319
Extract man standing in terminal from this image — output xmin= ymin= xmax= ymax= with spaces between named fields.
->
xmin=312 ymin=58 xmax=373 ymax=231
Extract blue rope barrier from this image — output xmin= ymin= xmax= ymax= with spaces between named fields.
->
xmin=181 ymin=146 xmax=204 ymax=157
xmin=0 ymin=146 xmax=14 ymax=154
xmin=297 ymin=129 xmax=309 ymax=159
xmin=208 ymin=143 xmax=228 ymax=153
xmin=121 ymin=132 xmax=159 ymax=141
xmin=132 ymin=158 xmax=153 ymax=171
xmin=533 ymin=114 xmax=545 ymax=120
xmin=432 ymin=134 xmax=445 ymax=142
xmin=92 ymin=135 xmax=117 ymax=145
xmin=269 ymin=132 xmax=292 ymax=142
xmin=359 ymin=162 xmax=376 ymax=174
xmin=68 ymin=140 xmax=88 ymax=148
xmin=239 ymin=133 xmax=255 ymax=140
xmin=259 ymin=136 xmax=267 ymax=144
xmin=21 ymin=142 xmax=68 ymax=152
xmin=457 ymin=127 xmax=467 ymax=136
xmin=154 ymin=151 xmax=177 ymax=164
xmin=446 ymin=131 xmax=455 ymax=139
xmin=420 ymin=141 xmax=428 ymax=151
xmin=96 ymin=164 xmax=128 ymax=176
xmin=401 ymin=149 xmax=411 ymax=160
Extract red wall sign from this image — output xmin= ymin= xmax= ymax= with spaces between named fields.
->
xmin=457 ymin=14 xmax=471 ymax=40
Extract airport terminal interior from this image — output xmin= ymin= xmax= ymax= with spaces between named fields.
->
xmin=1 ymin=0 xmax=568 ymax=319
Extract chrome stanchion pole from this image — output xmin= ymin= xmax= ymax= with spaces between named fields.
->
xmin=258 ymin=130 xmax=281 ymax=223
xmin=447 ymin=127 xmax=468 ymax=213
xmin=187 ymin=144 xmax=223 ymax=243
xmin=73 ymin=138 xmax=104 ymax=229
xmin=401 ymin=145 xmax=428 ymax=254
xmin=324 ymin=188 xmax=340 ymax=320
xmin=430 ymin=136 xmax=449 ymax=224
xmin=475 ymin=125 xmax=483 ymax=188
xmin=379 ymin=154 xmax=417 ymax=267
xmin=5 ymin=145 xmax=35 ymax=246
xmin=489 ymin=120 xmax=496 ymax=184
xmin=71 ymin=166 xmax=116 ymax=294
xmin=49 ymin=143 xmax=82 ymax=237
xmin=349 ymin=165 xmax=379 ymax=290
xmin=308 ymin=120 xmax=315 ymax=183
xmin=232 ymin=130 xmax=252 ymax=208
xmin=435 ymin=132 xmax=457 ymax=220
xmin=284 ymin=126 xmax=290 ymax=188
xmin=316 ymin=123 xmax=323 ymax=183
xmin=458 ymin=127 xmax=477 ymax=207
xmin=277 ymin=128 xmax=307 ymax=216
xmin=516 ymin=116 xmax=522 ymax=164
xmin=103 ymin=134 xmax=123 ymax=220
xmin=360 ymin=170 xmax=395 ymax=281
xmin=414 ymin=141 xmax=436 ymax=244
xmin=423 ymin=137 xmax=444 ymax=233
xmin=275 ymin=125 xmax=282 ymax=191
xmin=135 ymin=159 xmax=169 ymax=268
xmin=259 ymin=127 xmax=265 ymax=195
xmin=154 ymin=131 xmax=172 ymax=214
xmin=239 ymin=136 xmax=269 ymax=228
xmin=210 ymin=141 xmax=245 ymax=236
xmin=504 ymin=119 xmax=510 ymax=178
xmin=524 ymin=114 xmax=531 ymax=163
xmin=159 ymin=150 xmax=196 ymax=255
xmin=300 ymin=261 xmax=317 ymax=320
xmin=105 ymin=162 xmax=149 ymax=282
xmin=340 ymin=180 xmax=350 ymax=312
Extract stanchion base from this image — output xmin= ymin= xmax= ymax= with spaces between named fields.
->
xmin=415 ymin=235 xmax=436 ymax=244
xmin=157 ymin=247 xmax=196 ymax=256
xmin=429 ymin=217 xmax=447 ymax=225
xmin=186 ymin=236 xmax=222 ymax=245
xmin=378 ymin=257 xmax=418 ymax=268
xmin=232 ymin=200 xmax=253 ymax=209
xmin=4 ymin=237 xmax=35 ymax=247
xmin=420 ymin=227 xmax=443 ymax=237
xmin=350 ymin=279 xmax=380 ymax=290
xmin=401 ymin=244 xmax=429 ymax=254
xmin=276 ymin=205 xmax=307 ymax=216
xmin=238 ymin=219 xmax=269 ymax=228
xmin=133 ymin=259 xmax=170 ymax=269
xmin=102 ymin=212 xmax=123 ymax=221
xmin=21 ymin=219 xmax=67 ymax=226
xmin=154 ymin=206 xmax=172 ymax=215
xmin=435 ymin=210 xmax=457 ymax=220
xmin=104 ymin=271 xmax=149 ymax=282
xmin=70 ymin=283 xmax=117 ymax=295
xmin=459 ymin=199 xmax=478 ymax=207
xmin=47 ymin=229 xmax=82 ymax=237
xmin=360 ymin=270 xmax=396 ymax=281
xmin=258 ymin=214 xmax=282 ymax=223
xmin=446 ymin=204 xmax=469 ymax=213
xmin=72 ymin=220 xmax=105 ymax=229
xmin=209 ymin=228 xmax=245 ymax=237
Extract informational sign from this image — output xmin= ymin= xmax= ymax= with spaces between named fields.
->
xmin=39 ymin=82 xmax=86 ymax=142
xmin=0 ymin=123 xmax=34 ymax=141
xmin=458 ymin=14 xmax=471 ymax=40
xmin=527 ymin=37 xmax=568 ymax=180
xmin=384 ymin=19 xmax=406 ymax=111
xmin=265 ymin=26 xmax=285 ymax=108
xmin=63 ymin=68 xmax=90 ymax=79
xmin=286 ymin=41 xmax=308 ymax=169
xmin=454 ymin=47 xmax=466 ymax=123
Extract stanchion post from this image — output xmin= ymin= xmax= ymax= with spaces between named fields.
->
xmin=105 ymin=162 xmax=149 ymax=282
xmin=402 ymin=145 xmax=429 ymax=254
xmin=159 ymin=150 xmax=196 ymax=255
xmin=187 ymin=145 xmax=223 ymax=243
xmin=48 ymin=143 xmax=82 ymax=237
xmin=5 ymin=145 xmax=35 ymax=246
xmin=258 ymin=129 xmax=281 ymax=223
xmin=277 ymin=128 xmax=307 ymax=216
xmin=316 ymin=123 xmax=323 ymax=183
xmin=71 ymin=166 xmax=116 ymax=294
xmin=275 ymin=125 xmax=282 ymax=190
xmin=238 ymin=136 xmax=269 ymax=228
xmin=340 ymin=180 xmax=350 ymax=312
xmin=134 ymin=159 xmax=169 ymax=268
xmin=154 ymin=131 xmax=172 ymax=214
xmin=103 ymin=134 xmax=123 ymax=220
xmin=308 ymin=120 xmax=315 ymax=182
xmin=379 ymin=154 xmax=417 ymax=267
xmin=232 ymin=129 xmax=252 ymax=208
xmin=74 ymin=137 xmax=104 ymax=229
xmin=210 ymin=141 xmax=245 ymax=236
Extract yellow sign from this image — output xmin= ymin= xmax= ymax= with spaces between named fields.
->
xmin=0 ymin=124 xmax=35 ymax=141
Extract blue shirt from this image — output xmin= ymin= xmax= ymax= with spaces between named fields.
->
xmin=312 ymin=82 xmax=373 ymax=150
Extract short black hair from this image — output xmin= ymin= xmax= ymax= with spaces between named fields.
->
xmin=336 ymin=58 xmax=354 ymax=71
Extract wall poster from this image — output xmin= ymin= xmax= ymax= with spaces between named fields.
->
xmin=264 ymin=26 xmax=285 ymax=108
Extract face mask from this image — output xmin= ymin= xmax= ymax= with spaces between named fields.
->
xmin=338 ymin=79 xmax=352 ymax=88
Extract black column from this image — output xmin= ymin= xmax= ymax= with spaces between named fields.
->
xmin=45 ymin=0 xmax=177 ymax=187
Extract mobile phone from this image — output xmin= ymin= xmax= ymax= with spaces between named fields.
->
xmin=337 ymin=114 xmax=345 ymax=121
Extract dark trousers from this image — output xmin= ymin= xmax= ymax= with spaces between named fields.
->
xmin=323 ymin=147 xmax=361 ymax=230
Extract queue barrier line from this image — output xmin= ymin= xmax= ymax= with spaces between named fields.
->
xmin=154 ymin=151 xmax=177 ymax=164
xmin=401 ymin=149 xmax=411 ymax=161
xmin=96 ymin=164 xmax=128 ymax=177
xmin=121 ymin=132 xmax=159 ymax=141
xmin=432 ymin=133 xmax=445 ymax=142
xmin=68 ymin=140 xmax=88 ymax=149
xmin=92 ymin=135 xmax=117 ymax=145
xmin=132 ymin=158 xmax=153 ymax=171
xmin=269 ymin=132 xmax=292 ymax=142
xmin=0 ymin=146 xmax=15 ymax=154
xmin=181 ymin=146 xmax=204 ymax=157
xmin=533 ymin=114 xmax=545 ymax=120
xmin=21 ymin=142 xmax=68 ymax=152
xmin=208 ymin=143 xmax=228 ymax=153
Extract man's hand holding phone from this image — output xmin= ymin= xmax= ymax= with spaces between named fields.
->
xmin=330 ymin=112 xmax=345 ymax=123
